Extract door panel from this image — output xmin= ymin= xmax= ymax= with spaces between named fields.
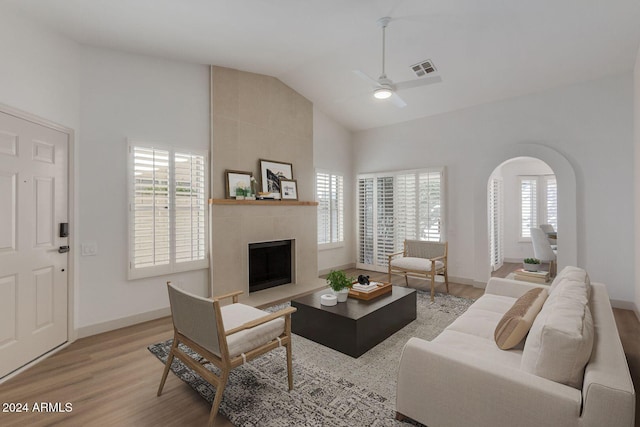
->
xmin=0 ymin=111 xmax=68 ymax=379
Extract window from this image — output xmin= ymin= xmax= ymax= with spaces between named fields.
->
xmin=316 ymin=171 xmax=344 ymax=247
xmin=357 ymin=168 xmax=444 ymax=271
xmin=519 ymin=174 xmax=557 ymax=239
xmin=489 ymin=177 xmax=504 ymax=271
xmin=129 ymin=142 xmax=208 ymax=279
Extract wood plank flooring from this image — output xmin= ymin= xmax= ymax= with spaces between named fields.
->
xmin=0 ymin=267 xmax=637 ymax=426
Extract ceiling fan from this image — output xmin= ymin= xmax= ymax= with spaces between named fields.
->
xmin=354 ymin=16 xmax=442 ymax=108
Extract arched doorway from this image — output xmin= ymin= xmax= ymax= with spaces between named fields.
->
xmin=472 ymin=143 xmax=577 ymax=284
xmin=488 ymin=157 xmax=557 ymax=274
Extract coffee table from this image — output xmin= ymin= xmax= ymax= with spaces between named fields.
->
xmin=291 ymin=286 xmax=416 ymax=357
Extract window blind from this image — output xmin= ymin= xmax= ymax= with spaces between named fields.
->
xmin=174 ymin=152 xmax=206 ymax=263
xmin=129 ymin=143 xmax=208 ymax=279
xmin=520 ymin=177 xmax=537 ymax=238
xmin=357 ymin=168 xmax=444 ymax=271
xmin=316 ymin=172 xmax=344 ymax=245
xmin=132 ymin=147 xmax=170 ymax=269
xmin=544 ymin=175 xmax=558 ymax=231
xmin=489 ymin=178 xmax=504 ymax=270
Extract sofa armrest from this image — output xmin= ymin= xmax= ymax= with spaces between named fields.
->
xmin=396 ymin=337 xmax=582 ymax=427
xmin=485 ymin=277 xmax=547 ymax=298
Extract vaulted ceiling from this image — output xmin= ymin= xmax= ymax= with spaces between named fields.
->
xmin=6 ymin=0 xmax=640 ymax=130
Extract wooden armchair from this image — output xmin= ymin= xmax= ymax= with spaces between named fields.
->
xmin=157 ymin=282 xmax=297 ymax=427
xmin=388 ymin=240 xmax=449 ymax=302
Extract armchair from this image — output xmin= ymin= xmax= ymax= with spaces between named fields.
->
xmin=157 ymin=282 xmax=297 ymax=426
xmin=388 ymin=240 xmax=449 ymax=302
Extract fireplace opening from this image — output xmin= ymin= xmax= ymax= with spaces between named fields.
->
xmin=248 ymin=240 xmax=293 ymax=293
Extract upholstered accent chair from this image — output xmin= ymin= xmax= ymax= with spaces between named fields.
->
xmin=157 ymin=282 xmax=297 ymax=427
xmin=388 ymin=240 xmax=449 ymax=302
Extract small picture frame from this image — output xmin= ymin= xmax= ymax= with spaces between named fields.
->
xmin=225 ymin=170 xmax=253 ymax=199
xmin=259 ymin=159 xmax=293 ymax=199
xmin=279 ymin=179 xmax=298 ymax=200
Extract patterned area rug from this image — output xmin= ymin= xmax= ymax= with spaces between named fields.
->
xmin=148 ymin=290 xmax=474 ymax=426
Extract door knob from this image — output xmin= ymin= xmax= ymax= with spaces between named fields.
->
xmin=58 ymin=246 xmax=70 ymax=253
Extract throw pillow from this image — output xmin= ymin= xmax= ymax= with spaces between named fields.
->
xmin=494 ymin=288 xmax=548 ymax=350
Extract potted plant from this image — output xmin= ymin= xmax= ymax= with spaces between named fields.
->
xmin=523 ymin=258 xmax=541 ymax=272
xmin=326 ymin=270 xmax=353 ymax=302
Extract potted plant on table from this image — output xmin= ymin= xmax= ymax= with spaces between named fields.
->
xmin=326 ymin=270 xmax=354 ymax=303
xmin=523 ymin=258 xmax=541 ymax=272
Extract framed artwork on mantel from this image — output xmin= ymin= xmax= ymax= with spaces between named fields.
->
xmin=225 ymin=170 xmax=253 ymax=199
xmin=259 ymin=159 xmax=293 ymax=199
xmin=279 ymin=179 xmax=298 ymax=200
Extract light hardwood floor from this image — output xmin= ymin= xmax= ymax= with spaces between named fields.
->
xmin=0 ymin=268 xmax=637 ymax=426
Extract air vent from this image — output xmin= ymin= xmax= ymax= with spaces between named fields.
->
xmin=411 ymin=59 xmax=437 ymax=77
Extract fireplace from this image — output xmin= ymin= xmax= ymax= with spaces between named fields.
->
xmin=248 ymin=240 xmax=294 ymax=292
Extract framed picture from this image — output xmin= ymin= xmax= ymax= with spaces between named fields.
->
xmin=279 ymin=179 xmax=298 ymax=200
xmin=259 ymin=159 xmax=293 ymax=199
xmin=225 ymin=170 xmax=253 ymax=198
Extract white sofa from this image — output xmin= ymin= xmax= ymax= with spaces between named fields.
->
xmin=396 ymin=267 xmax=635 ymax=427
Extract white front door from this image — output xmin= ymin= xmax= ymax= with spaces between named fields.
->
xmin=0 ymin=110 xmax=69 ymax=379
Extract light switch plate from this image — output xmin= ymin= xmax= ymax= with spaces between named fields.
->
xmin=81 ymin=242 xmax=98 ymax=256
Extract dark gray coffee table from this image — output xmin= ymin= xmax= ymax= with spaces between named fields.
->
xmin=291 ymin=286 xmax=416 ymax=357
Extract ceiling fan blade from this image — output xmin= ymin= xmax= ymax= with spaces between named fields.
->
xmin=394 ymin=75 xmax=442 ymax=91
xmin=353 ymin=69 xmax=380 ymax=87
xmin=390 ymin=92 xmax=407 ymax=108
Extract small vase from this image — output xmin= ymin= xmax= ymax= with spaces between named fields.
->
xmin=333 ymin=288 xmax=350 ymax=302
xmin=523 ymin=262 xmax=540 ymax=272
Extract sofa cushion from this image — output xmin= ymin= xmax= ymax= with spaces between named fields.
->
xmin=494 ymin=288 xmax=548 ymax=350
xmin=521 ymin=289 xmax=594 ymax=389
xmin=550 ymin=266 xmax=590 ymax=297
xmin=433 ymin=330 xmax=523 ymax=370
xmin=390 ymin=256 xmax=444 ymax=272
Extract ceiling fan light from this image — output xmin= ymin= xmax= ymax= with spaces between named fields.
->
xmin=374 ymin=87 xmax=392 ymax=99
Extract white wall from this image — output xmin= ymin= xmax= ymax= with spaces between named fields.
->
xmin=499 ymin=157 xmax=553 ymax=261
xmin=78 ymin=47 xmax=210 ymax=331
xmin=313 ymin=107 xmax=355 ymax=273
xmin=354 ymin=74 xmax=634 ymax=302
xmin=0 ymin=5 xmax=83 ymax=326
xmin=0 ymin=6 xmax=79 ymax=130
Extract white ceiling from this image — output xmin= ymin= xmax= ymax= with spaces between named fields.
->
xmin=6 ymin=0 xmax=640 ymax=131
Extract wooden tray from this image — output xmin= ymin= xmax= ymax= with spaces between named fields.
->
xmin=349 ymin=282 xmax=392 ymax=301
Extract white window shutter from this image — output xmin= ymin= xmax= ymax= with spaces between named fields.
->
xmin=357 ymin=177 xmax=374 ymax=265
xmin=489 ymin=177 xmax=504 ymax=270
xmin=357 ymin=168 xmax=444 ymax=272
xmin=132 ymin=147 xmax=170 ymax=269
xmin=316 ymin=172 xmax=330 ymax=244
xmin=129 ymin=142 xmax=208 ymax=279
xmin=545 ymin=175 xmax=558 ymax=231
xmin=419 ymin=171 xmax=442 ymax=242
xmin=520 ymin=177 xmax=537 ymax=238
xmin=174 ymin=152 xmax=206 ymax=263
xmin=376 ymin=176 xmax=395 ymax=266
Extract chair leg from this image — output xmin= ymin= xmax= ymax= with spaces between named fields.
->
xmin=208 ymin=371 xmax=229 ymax=427
xmin=444 ymin=268 xmax=449 ymax=293
xmin=430 ymin=274 xmax=435 ymax=302
xmin=404 ymin=273 xmax=409 ymax=287
xmin=286 ymin=341 xmax=294 ymax=391
xmin=388 ymin=265 xmax=392 ymax=284
xmin=157 ymin=338 xmax=179 ymax=396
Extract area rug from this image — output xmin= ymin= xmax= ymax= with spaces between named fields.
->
xmin=148 ymin=290 xmax=474 ymax=426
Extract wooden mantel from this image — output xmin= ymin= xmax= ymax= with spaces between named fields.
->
xmin=209 ymin=198 xmax=318 ymax=206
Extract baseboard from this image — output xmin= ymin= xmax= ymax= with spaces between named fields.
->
xmin=318 ymin=263 xmax=356 ymax=276
xmin=77 ymin=306 xmax=171 ymax=339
